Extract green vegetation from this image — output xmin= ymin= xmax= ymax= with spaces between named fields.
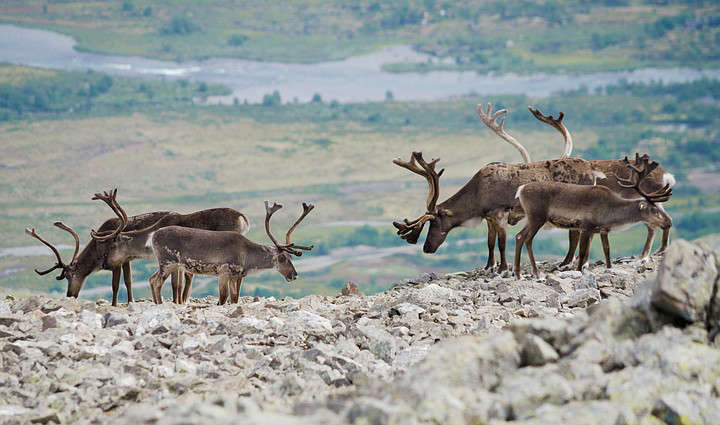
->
xmin=0 ymin=65 xmax=228 ymax=121
xmin=0 ymin=1 xmax=717 ymax=72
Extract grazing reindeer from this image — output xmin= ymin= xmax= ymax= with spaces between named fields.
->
xmin=148 ymin=201 xmax=314 ymax=305
xmin=392 ymin=148 xmax=599 ymax=272
xmin=26 ymin=189 xmax=249 ymax=306
xmin=527 ymin=107 xmax=675 ymax=264
xmin=513 ymin=156 xmax=673 ymax=279
xmin=26 ymin=206 xmax=171 ymax=307
xmin=90 ymin=190 xmax=250 ymax=304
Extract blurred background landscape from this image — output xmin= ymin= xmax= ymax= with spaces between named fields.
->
xmin=0 ymin=0 xmax=718 ymax=301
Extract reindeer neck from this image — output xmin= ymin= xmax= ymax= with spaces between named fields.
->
xmin=438 ymin=174 xmax=486 ymax=221
xmin=243 ymin=243 xmax=277 ymax=271
xmin=597 ymin=197 xmax=644 ymax=228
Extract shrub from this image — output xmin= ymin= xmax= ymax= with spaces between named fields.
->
xmin=228 ymin=34 xmax=248 ymax=46
xmin=161 ymin=17 xmax=200 ymax=35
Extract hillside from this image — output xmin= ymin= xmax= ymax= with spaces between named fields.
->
xmin=0 ymin=1 xmax=718 ymax=73
xmin=0 ymin=239 xmax=718 ymax=424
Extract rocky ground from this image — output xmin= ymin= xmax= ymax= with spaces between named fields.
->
xmin=1 ymin=240 xmax=719 ymax=425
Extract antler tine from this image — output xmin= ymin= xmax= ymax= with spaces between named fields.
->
xmin=90 ymin=188 xmax=129 ymax=241
xmin=25 ymin=227 xmax=65 ymax=275
xmin=620 ymin=154 xmax=671 ymax=202
xmin=393 ymin=153 xmax=426 ymax=177
xmin=477 ymin=102 xmax=531 ymax=163
xmin=264 ymin=201 xmax=283 ymax=248
xmin=528 ymin=106 xmax=572 ymax=158
xmin=284 ymin=202 xmax=315 ymax=252
xmin=411 ymin=151 xmax=443 ymax=213
xmin=53 ymin=222 xmax=80 ymax=264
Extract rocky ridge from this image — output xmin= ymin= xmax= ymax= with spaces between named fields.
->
xmin=0 ymin=239 xmax=718 ymax=424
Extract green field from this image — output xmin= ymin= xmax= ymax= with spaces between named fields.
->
xmin=1 ymin=64 xmax=719 ymax=301
xmin=1 ymin=0 xmax=717 ymax=73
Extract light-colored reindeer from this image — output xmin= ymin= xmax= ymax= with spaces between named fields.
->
xmin=148 ymin=201 xmax=314 ymax=305
xmin=513 ymin=155 xmax=673 ymax=279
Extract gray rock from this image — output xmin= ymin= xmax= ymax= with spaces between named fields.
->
xmin=356 ymin=324 xmax=397 ymax=363
xmin=576 ymin=272 xmax=597 ymax=290
xmin=389 ymin=302 xmax=425 ymax=320
xmin=135 ymin=305 xmax=181 ymax=336
xmin=103 ymin=312 xmax=128 ymax=328
xmin=565 ymin=288 xmax=601 ymax=308
xmin=521 ymin=334 xmax=559 ymax=366
xmin=410 ymin=283 xmax=455 ymax=304
xmin=651 ymin=239 xmax=719 ymax=323
xmin=652 ymin=392 xmax=720 ymax=425
xmin=286 ymin=310 xmax=332 ymax=333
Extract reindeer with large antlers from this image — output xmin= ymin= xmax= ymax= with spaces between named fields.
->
xmin=393 ymin=104 xmax=601 ymax=272
xmin=26 ymin=189 xmax=249 ymax=306
xmin=527 ymin=106 xmax=675 ymax=265
xmin=148 ymin=201 xmax=314 ymax=305
xmin=514 ymin=156 xmax=672 ymax=278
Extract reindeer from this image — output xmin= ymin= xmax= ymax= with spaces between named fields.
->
xmin=513 ymin=156 xmax=673 ymax=279
xmin=392 ymin=148 xmax=599 ymax=272
xmin=88 ymin=189 xmax=251 ymax=304
xmin=148 ymin=201 xmax=314 ymax=305
xmin=527 ymin=106 xmax=675 ymax=265
xmin=26 ymin=189 xmax=249 ymax=306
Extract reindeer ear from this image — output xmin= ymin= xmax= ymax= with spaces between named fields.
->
xmin=639 ymin=202 xmax=647 ymax=211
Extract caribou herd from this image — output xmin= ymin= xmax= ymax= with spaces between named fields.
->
xmin=26 ymin=103 xmax=674 ymax=304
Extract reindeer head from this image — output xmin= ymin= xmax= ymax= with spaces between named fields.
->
xmin=264 ymin=201 xmax=315 ymax=282
xmin=392 ymin=151 xmax=456 ymax=253
xmin=25 ymin=222 xmax=84 ymax=297
xmin=618 ymin=154 xmax=673 ymax=230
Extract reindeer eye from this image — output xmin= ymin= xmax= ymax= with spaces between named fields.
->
xmin=278 ymin=256 xmax=286 ymax=264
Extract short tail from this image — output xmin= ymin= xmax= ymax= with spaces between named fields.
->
xmin=515 ymin=184 xmax=526 ymax=199
xmin=145 ymin=232 xmax=155 ymax=250
xmin=662 ymin=172 xmax=676 ymax=188
xmin=592 ymin=170 xmax=607 ymax=186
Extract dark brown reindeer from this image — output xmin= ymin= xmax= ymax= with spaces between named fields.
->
xmin=148 ymin=201 xmax=314 ymax=305
xmin=476 ymin=104 xmax=576 ymax=270
xmin=513 ymin=156 xmax=673 ymax=279
xmin=26 ymin=189 xmax=249 ymax=306
xmin=527 ymin=107 xmax=675 ymax=265
xmin=90 ymin=190 xmax=251 ymax=304
xmin=392 ymin=149 xmax=599 ymax=272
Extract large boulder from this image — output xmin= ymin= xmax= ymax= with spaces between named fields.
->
xmin=651 ymin=239 xmax=719 ymax=324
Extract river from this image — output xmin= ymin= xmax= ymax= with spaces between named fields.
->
xmin=2 ymin=24 xmax=719 ymax=104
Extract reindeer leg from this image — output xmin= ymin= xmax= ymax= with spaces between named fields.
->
xmin=496 ymin=214 xmax=509 ymax=273
xmin=181 ymin=272 xmax=193 ymax=304
xmin=236 ymin=276 xmax=244 ymax=303
xmin=229 ymin=275 xmax=241 ymax=304
xmin=655 ymin=227 xmax=670 ymax=256
xmin=523 ymin=224 xmax=542 ymax=278
xmin=218 ymin=273 xmax=230 ymax=305
xmin=111 ymin=267 xmax=121 ymax=307
xmin=150 ymin=266 xmax=170 ymax=305
xmin=601 ymin=232 xmax=611 ymax=268
xmin=560 ymin=230 xmax=580 ymax=267
xmin=171 ymin=271 xmax=181 ymax=304
xmin=577 ymin=232 xmax=593 ymax=272
xmin=485 ymin=221 xmax=496 ymax=270
xmin=122 ymin=262 xmax=133 ymax=303
xmin=639 ymin=224 xmax=655 ymax=260
xmin=514 ymin=225 xmax=529 ymax=279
